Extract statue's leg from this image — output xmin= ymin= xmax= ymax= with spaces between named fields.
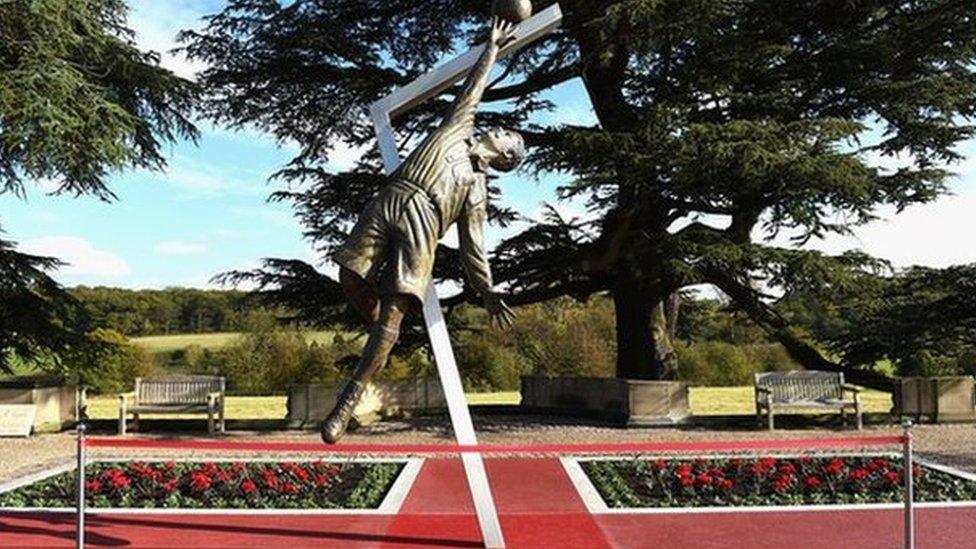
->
xmin=321 ymin=293 xmax=412 ymax=444
xmin=340 ymin=266 xmax=380 ymax=324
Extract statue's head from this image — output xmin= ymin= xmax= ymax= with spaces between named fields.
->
xmin=474 ymin=127 xmax=526 ymax=172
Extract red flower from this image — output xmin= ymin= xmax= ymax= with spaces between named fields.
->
xmin=847 ymin=468 xmax=869 ymax=482
xmin=85 ymin=480 xmax=103 ymax=492
xmin=718 ymin=479 xmax=734 ymax=491
xmin=161 ymin=480 xmax=178 ymax=494
xmin=190 ymin=472 xmax=212 ymax=492
xmin=708 ymin=467 xmax=724 ymax=478
xmin=803 ymin=476 xmax=822 ymax=489
xmin=778 ymin=464 xmax=796 ymax=476
xmin=675 ymin=464 xmax=693 ymax=476
xmin=231 ymin=462 xmax=247 ymax=474
xmin=313 ymin=473 xmax=330 ymax=487
xmin=163 ymin=461 xmax=175 ymax=471
xmin=695 ymin=473 xmax=713 ymax=486
xmin=759 ymin=458 xmax=777 ymax=471
xmin=885 ymin=471 xmax=901 ymax=484
xmin=294 ymin=468 xmax=310 ymax=481
xmin=327 ymin=465 xmax=340 ymax=476
xmin=652 ymin=460 xmax=668 ymax=471
xmin=824 ymin=459 xmax=846 ymax=476
xmin=240 ymin=479 xmax=258 ymax=495
xmin=679 ymin=475 xmax=694 ymax=488
xmin=279 ymin=482 xmax=299 ymax=495
xmin=215 ymin=470 xmax=231 ymax=483
xmin=261 ymin=469 xmax=279 ymax=489
xmin=200 ymin=462 xmax=219 ymax=476
xmin=103 ymin=470 xmax=131 ymax=490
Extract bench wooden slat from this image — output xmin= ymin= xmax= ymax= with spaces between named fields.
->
xmin=119 ymin=376 xmax=226 ymax=435
xmin=755 ymin=371 xmax=861 ymax=431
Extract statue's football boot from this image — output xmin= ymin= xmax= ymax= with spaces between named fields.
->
xmin=321 ymin=380 xmax=366 ymax=444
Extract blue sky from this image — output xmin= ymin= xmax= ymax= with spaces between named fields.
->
xmin=1 ymin=1 xmax=974 ymax=290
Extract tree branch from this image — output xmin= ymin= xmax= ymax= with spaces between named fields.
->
xmin=703 ymin=266 xmax=895 ymax=391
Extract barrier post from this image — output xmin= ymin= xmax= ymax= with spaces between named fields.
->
xmin=902 ymin=419 xmax=914 ymax=549
xmin=76 ymin=422 xmax=86 ymax=549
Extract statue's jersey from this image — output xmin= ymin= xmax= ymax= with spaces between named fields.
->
xmin=332 ymin=100 xmax=492 ymax=305
xmin=333 ymin=39 xmax=498 ymax=305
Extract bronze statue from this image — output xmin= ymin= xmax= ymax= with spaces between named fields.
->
xmin=322 ymin=18 xmax=522 ymax=443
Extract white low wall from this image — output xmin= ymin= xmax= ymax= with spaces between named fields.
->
xmin=285 ymin=378 xmax=446 ymax=429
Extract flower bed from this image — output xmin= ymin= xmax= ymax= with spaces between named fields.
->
xmin=580 ymin=455 xmax=976 ymax=508
xmin=0 ymin=460 xmax=404 ymax=510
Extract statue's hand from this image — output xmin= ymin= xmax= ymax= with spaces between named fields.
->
xmin=483 ymin=291 xmax=516 ymax=330
xmin=490 ymin=17 xmax=517 ymax=49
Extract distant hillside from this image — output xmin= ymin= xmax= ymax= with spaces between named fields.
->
xmin=69 ymin=286 xmax=267 ymax=337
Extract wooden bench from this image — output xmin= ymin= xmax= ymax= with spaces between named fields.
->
xmin=755 ymin=371 xmax=862 ymax=431
xmin=119 ymin=376 xmax=226 ymax=435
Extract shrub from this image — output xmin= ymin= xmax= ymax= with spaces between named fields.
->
xmin=58 ymin=329 xmax=157 ymax=393
xmin=676 ymin=341 xmax=798 ymax=386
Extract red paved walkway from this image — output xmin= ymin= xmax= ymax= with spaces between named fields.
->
xmin=1 ymin=458 xmax=974 ymax=548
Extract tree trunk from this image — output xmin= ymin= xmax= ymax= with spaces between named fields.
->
xmin=613 ymin=274 xmax=677 ymax=380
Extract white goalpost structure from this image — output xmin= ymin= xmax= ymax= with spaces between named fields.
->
xmin=367 ymin=5 xmax=563 ymax=548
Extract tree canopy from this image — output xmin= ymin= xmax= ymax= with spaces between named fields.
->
xmin=0 ymin=0 xmax=198 ymax=371
xmin=184 ymin=0 xmax=976 ymax=389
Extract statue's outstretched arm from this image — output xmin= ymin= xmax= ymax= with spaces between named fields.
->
xmin=440 ymin=18 xmax=517 ymax=131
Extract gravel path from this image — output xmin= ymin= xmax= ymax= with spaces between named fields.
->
xmin=1 ymin=415 xmax=974 ymax=484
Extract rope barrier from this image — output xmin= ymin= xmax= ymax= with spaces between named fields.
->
xmin=84 ymin=435 xmax=905 ymax=455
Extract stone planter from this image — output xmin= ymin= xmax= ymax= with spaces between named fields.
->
xmin=893 ymin=376 xmax=976 ymax=423
xmin=286 ymin=378 xmax=446 ymax=429
xmin=520 ymin=376 xmax=690 ymax=426
xmin=0 ymin=376 xmax=79 ymax=433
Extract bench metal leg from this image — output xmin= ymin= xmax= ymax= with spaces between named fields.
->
xmin=132 ymin=413 xmax=139 ymax=433
xmin=767 ymin=408 xmax=775 ymax=431
xmin=841 ymin=407 xmax=847 ymax=428
xmin=219 ymin=402 xmax=226 ymax=433
xmin=207 ymin=407 xmax=215 ymax=435
xmin=855 ymin=400 xmax=863 ymax=431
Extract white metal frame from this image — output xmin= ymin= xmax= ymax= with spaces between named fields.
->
xmin=368 ymin=5 xmax=563 ymax=548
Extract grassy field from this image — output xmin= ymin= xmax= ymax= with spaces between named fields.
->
xmin=132 ymin=331 xmax=346 ymax=355
xmin=84 ymin=387 xmax=890 ymax=421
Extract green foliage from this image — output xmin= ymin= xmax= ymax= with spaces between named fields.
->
xmin=183 ymin=0 xmax=976 ymax=381
xmin=0 ymin=0 xmax=197 ymax=198
xmin=68 ymin=286 xmax=264 ymax=337
xmin=829 ymin=264 xmax=976 ymax=376
xmin=676 ymin=341 xmax=798 ymax=387
xmin=0 ymin=229 xmax=82 ymax=373
xmin=57 ymin=328 xmax=157 ymax=394
xmin=0 ymin=0 xmax=196 ymax=371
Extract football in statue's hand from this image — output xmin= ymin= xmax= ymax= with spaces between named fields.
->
xmin=492 ymin=0 xmax=532 ymax=24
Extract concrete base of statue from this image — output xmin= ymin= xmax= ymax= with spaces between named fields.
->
xmin=893 ymin=376 xmax=976 ymax=423
xmin=520 ymin=376 xmax=690 ymax=426
xmin=285 ymin=377 xmax=447 ymax=429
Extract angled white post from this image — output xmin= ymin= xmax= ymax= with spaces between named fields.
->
xmin=368 ymin=6 xmax=563 ymax=548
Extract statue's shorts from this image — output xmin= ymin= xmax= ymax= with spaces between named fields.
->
xmin=332 ymin=179 xmax=441 ymax=305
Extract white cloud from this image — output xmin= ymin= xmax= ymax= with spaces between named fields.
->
xmin=769 ymin=189 xmax=976 ymax=269
xmin=126 ymin=1 xmax=209 ymax=80
xmin=153 ymin=156 xmax=269 ymax=198
xmin=20 ymin=237 xmax=131 ymax=277
xmin=154 ymin=240 xmax=208 ymax=256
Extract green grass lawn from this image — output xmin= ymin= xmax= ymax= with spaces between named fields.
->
xmin=132 ymin=331 xmax=347 ymax=355
xmin=84 ymin=386 xmax=890 ymax=421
